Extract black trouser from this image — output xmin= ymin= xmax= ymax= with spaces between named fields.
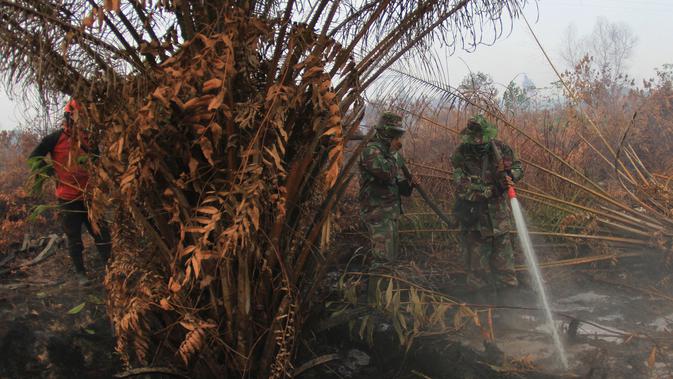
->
xmin=59 ymin=199 xmax=112 ymax=274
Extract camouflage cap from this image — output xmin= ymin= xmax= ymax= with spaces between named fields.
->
xmin=375 ymin=112 xmax=406 ymax=139
xmin=461 ymin=114 xmax=497 ymax=144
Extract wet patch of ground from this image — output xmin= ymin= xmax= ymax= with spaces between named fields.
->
xmin=452 ymin=256 xmax=673 ymax=378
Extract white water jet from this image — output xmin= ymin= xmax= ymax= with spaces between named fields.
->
xmin=510 ymin=196 xmax=569 ymax=369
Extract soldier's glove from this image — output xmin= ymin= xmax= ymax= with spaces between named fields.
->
xmin=397 ymin=179 xmax=413 ymax=197
xmin=496 ymin=172 xmax=514 ymax=193
xmin=503 ymin=174 xmax=514 ymax=188
xmin=408 ymin=174 xmax=420 ymax=188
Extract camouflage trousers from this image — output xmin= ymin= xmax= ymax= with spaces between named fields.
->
xmin=461 ymin=231 xmax=517 ymax=288
xmin=361 ymin=205 xmax=400 ymax=264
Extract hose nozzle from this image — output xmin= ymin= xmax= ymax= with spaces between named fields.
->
xmin=508 ymin=186 xmax=517 ymax=199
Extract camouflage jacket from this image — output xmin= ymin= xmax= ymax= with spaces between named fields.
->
xmin=358 ymin=140 xmax=408 ymax=213
xmin=451 ymin=140 xmax=523 ymax=235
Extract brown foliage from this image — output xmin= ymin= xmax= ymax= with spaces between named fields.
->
xmin=94 ymin=23 xmax=342 ymax=374
xmin=78 ymin=6 xmax=376 ymax=372
xmin=385 ymin=57 xmax=673 ymax=262
xmin=0 ymin=0 xmax=531 ymax=376
xmin=0 ymin=130 xmax=56 ymax=252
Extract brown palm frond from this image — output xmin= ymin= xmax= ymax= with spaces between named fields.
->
xmin=0 ymin=0 xmax=533 ymax=376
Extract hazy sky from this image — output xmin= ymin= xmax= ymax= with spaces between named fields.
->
xmin=1 ymin=0 xmax=671 ymax=130
xmin=445 ymin=0 xmax=673 ymax=91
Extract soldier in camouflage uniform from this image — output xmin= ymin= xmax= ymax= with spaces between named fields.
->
xmin=359 ymin=112 xmax=414 ymax=264
xmin=451 ymin=115 xmax=523 ymax=289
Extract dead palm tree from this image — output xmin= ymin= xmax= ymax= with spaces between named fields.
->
xmin=0 ymin=0 xmax=532 ymax=376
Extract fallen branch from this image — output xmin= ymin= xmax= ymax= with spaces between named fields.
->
xmin=114 ymin=367 xmax=191 ymax=379
xmin=20 ymin=233 xmax=29 ymax=251
xmin=461 ymin=302 xmax=660 ymax=343
xmin=406 ymin=160 xmax=453 ymax=175
xmin=341 ymin=252 xmax=644 ymax=276
xmin=0 ymin=234 xmax=62 ymax=276
xmin=0 ymin=279 xmax=62 ymax=288
xmin=514 ymin=252 xmax=644 ymax=271
xmin=0 ymin=252 xmax=16 ymax=268
xmin=398 ymin=228 xmax=649 ymax=246
xmin=18 ymin=234 xmax=60 ymax=268
xmin=291 ymin=353 xmax=341 ymax=377
xmin=590 ymin=276 xmax=673 ymax=304
xmin=411 ymin=370 xmax=434 ymax=379
xmin=0 ymin=283 xmax=28 ymax=290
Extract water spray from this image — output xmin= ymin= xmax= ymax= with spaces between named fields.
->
xmin=492 ymin=141 xmax=569 ymax=370
xmin=403 ymin=143 xmax=569 ymax=369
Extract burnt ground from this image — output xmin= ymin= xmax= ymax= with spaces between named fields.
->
xmin=1 ymin=233 xmax=673 ymax=379
xmin=0 ymin=235 xmax=119 ymax=379
xmin=450 ymin=255 xmax=673 ymax=379
xmin=297 ymin=248 xmax=673 ymax=379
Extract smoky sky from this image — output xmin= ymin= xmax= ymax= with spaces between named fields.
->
xmin=1 ymin=0 xmax=671 ymax=130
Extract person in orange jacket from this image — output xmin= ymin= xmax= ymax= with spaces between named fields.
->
xmin=29 ymin=99 xmax=111 ymax=286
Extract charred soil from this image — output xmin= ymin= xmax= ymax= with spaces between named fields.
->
xmin=0 ymin=236 xmax=119 ymax=379
xmin=2 ymin=236 xmax=672 ymax=378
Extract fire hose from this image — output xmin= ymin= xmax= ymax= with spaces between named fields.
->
xmin=400 ymin=165 xmax=456 ymax=228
